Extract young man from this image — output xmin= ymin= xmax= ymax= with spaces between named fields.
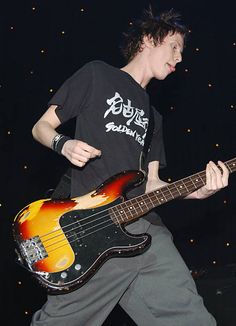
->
xmin=30 ymin=9 xmax=229 ymax=326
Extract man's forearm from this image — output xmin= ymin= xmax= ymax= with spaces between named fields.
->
xmin=32 ymin=121 xmax=58 ymax=149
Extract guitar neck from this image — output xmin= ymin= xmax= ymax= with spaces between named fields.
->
xmin=111 ymin=158 xmax=236 ymax=225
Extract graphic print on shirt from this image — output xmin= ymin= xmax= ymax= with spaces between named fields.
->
xmin=104 ymin=92 xmax=149 ymax=146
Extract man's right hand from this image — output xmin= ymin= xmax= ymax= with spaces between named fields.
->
xmin=61 ymin=139 xmax=101 ymax=167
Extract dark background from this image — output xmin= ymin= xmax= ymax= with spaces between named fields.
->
xmin=1 ymin=0 xmax=236 ymax=325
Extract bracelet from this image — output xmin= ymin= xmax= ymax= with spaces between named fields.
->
xmin=51 ymin=134 xmax=71 ymax=154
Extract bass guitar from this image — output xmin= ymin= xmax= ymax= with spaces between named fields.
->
xmin=13 ymin=158 xmax=236 ymax=294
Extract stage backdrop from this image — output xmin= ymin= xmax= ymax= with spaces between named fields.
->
xmin=1 ymin=1 xmax=236 ymax=325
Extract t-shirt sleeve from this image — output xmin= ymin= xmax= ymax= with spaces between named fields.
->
xmin=146 ymin=108 xmax=167 ymax=168
xmin=48 ymin=62 xmax=93 ymax=123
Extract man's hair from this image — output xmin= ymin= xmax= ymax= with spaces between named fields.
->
xmin=121 ymin=7 xmax=188 ymax=62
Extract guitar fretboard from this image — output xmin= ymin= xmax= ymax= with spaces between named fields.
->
xmin=110 ymin=158 xmax=236 ymax=225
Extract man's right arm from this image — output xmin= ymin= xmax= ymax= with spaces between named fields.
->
xmin=32 ymin=105 xmax=101 ymax=167
xmin=32 ymin=105 xmax=62 ymax=148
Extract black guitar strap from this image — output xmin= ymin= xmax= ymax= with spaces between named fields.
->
xmin=51 ymin=106 xmax=155 ymax=200
xmin=51 ymin=167 xmax=71 ymax=199
xmin=139 ymin=105 xmax=155 ymax=173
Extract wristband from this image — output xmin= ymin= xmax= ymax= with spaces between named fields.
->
xmin=51 ymin=134 xmax=71 ymax=154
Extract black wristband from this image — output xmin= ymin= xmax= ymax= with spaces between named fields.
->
xmin=51 ymin=134 xmax=71 ymax=155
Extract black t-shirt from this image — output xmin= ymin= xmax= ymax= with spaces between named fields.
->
xmin=48 ymin=60 xmax=166 ymax=204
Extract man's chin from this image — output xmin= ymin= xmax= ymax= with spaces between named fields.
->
xmin=156 ymin=74 xmax=167 ymax=81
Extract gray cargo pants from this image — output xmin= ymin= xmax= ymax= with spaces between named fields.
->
xmin=31 ymin=216 xmax=216 ymax=326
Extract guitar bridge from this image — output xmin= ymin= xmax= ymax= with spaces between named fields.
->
xmin=19 ymin=236 xmax=48 ymax=267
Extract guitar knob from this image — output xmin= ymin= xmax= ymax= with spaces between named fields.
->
xmin=75 ymin=264 xmax=81 ymax=271
xmin=60 ymin=272 xmax=67 ymax=279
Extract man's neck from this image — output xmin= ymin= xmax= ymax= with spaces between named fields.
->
xmin=121 ymin=56 xmax=152 ymax=89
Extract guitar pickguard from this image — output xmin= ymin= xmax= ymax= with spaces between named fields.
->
xmin=36 ymin=198 xmax=151 ymax=293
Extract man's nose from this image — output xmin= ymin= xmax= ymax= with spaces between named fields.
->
xmin=175 ymin=52 xmax=182 ymax=63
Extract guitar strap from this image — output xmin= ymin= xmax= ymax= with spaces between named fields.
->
xmin=51 ymin=106 xmax=155 ymax=200
xmin=51 ymin=167 xmax=71 ymax=199
xmin=139 ymin=105 xmax=155 ymax=173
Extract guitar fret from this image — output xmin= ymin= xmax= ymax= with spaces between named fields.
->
xmin=182 ymin=175 xmax=202 ymax=193
xmin=180 ymin=180 xmax=189 ymax=193
xmin=225 ymin=159 xmax=236 ymax=173
xmin=112 ymin=202 xmax=134 ymax=224
xmin=163 ymin=187 xmax=175 ymax=200
xmin=145 ymin=193 xmax=156 ymax=209
xmin=138 ymin=196 xmax=150 ymax=214
xmin=109 ymin=206 xmax=122 ymax=224
xmin=152 ymin=189 xmax=167 ymax=204
xmin=188 ymin=177 xmax=198 ymax=190
xmin=115 ymin=206 xmax=125 ymax=223
xmin=192 ymin=176 xmax=201 ymax=187
xmin=122 ymin=201 xmax=139 ymax=220
xmin=182 ymin=177 xmax=195 ymax=192
xmin=121 ymin=206 xmax=130 ymax=222
xmin=228 ymin=163 xmax=233 ymax=173
xmin=164 ymin=186 xmax=181 ymax=199
xmin=229 ymin=162 xmax=235 ymax=172
xmin=169 ymin=182 xmax=183 ymax=196
xmin=133 ymin=197 xmax=146 ymax=215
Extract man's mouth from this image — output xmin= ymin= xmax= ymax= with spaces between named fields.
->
xmin=167 ymin=63 xmax=176 ymax=73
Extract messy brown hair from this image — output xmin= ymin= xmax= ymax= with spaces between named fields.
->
xmin=121 ymin=8 xmax=188 ymax=62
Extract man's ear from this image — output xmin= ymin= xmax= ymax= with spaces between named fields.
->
xmin=143 ymin=35 xmax=155 ymax=48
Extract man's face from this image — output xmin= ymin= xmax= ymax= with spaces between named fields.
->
xmin=148 ymin=32 xmax=184 ymax=80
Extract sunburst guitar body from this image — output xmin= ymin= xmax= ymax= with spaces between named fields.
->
xmin=13 ymin=170 xmax=150 ymax=294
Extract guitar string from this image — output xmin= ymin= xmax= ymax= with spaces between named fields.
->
xmin=28 ymin=163 xmax=236 ymax=259
xmin=31 ymin=159 xmax=235 ymax=256
xmin=42 ymin=175 xmax=204 ymax=247
xmin=38 ymin=175 xmax=208 ymax=255
xmin=29 ymin=185 xmax=182 ymax=257
xmin=39 ymin=169 xmax=207 ymax=243
xmin=46 ymin=221 xmax=129 ymax=255
xmin=41 ymin=159 xmax=236 ymax=242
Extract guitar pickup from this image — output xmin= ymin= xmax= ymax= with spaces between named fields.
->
xmin=20 ymin=236 xmax=48 ymax=266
